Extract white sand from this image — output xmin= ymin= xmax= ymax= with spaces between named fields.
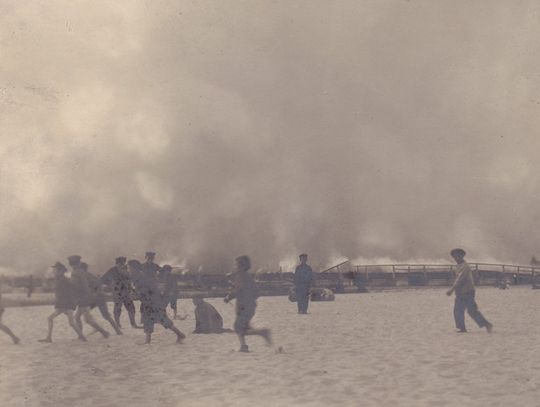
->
xmin=1 ymin=287 xmax=539 ymax=406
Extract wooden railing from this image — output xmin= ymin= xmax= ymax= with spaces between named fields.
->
xmin=352 ymin=262 xmax=540 ymax=275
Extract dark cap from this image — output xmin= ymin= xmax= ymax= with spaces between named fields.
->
xmin=161 ymin=264 xmax=172 ymax=272
xmin=450 ymin=248 xmax=466 ymax=257
xmin=67 ymin=255 xmax=82 ymax=265
xmin=145 ymin=251 xmax=156 ymax=258
xmin=52 ymin=262 xmax=67 ymax=272
xmin=115 ymin=256 xmax=127 ymax=265
xmin=299 ymin=253 xmax=308 ymax=258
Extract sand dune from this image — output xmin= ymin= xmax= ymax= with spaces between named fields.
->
xmin=1 ymin=288 xmax=539 ymax=406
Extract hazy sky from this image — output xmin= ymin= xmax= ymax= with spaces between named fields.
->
xmin=1 ymin=1 xmax=539 ymax=273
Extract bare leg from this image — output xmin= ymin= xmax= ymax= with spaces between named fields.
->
xmin=113 ymin=302 xmax=122 ymax=328
xmin=74 ymin=307 xmax=84 ymax=333
xmin=0 ymin=322 xmax=20 ymax=344
xmin=245 ymin=328 xmax=272 ymax=346
xmin=39 ymin=310 xmax=62 ymax=342
xmin=82 ymin=309 xmax=109 ymax=338
xmin=237 ymin=334 xmax=248 ymax=352
xmin=169 ymin=326 xmax=185 ymax=343
xmin=106 ymin=317 xmax=122 ymax=335
xmin=125 ymin=300 xmax=141 ymax=328
xmin=65 ymin=310 xmax=87 ymax=341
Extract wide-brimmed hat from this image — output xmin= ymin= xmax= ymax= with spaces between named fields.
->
xmin=450 ymin=248 xmax=466 ymax=257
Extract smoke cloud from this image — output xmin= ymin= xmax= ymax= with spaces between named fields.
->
xmin=1 ymin=1 xmax=539 ymax=273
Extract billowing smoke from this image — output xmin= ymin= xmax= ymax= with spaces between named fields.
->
xmin=1 ymin=1 xmax=539 ymax=274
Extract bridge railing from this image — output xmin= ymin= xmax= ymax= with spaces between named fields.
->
xmin=350 ymin=263 xmax=540 ymax=280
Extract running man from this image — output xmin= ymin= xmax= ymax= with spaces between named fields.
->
xmin=69 ymin=256 xmax=110 ymax=339
xmin=80 ymin=262 xmax=122 ymax=335
xmin=0 ymin=291 xmax=20 ymax=344
xmin=136 ymin=257 xmax=185 ymax=344
xmin=39 ymin=262 xmax=86 ymax=343
xmin=446 ymin=248 xmax=493 ymax=333
xmin=101 ymin=257 xmax=140 ymax=329
xmin=224 ymin=255 xmax=272 ymax=352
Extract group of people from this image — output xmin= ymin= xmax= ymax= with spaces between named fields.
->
xmin=0 ymin=248 xmax=493 ymax=350
xmin=0 ymin=252 xmax=274 ymax=352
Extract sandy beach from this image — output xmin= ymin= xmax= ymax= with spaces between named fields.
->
xmin=1 ymin=287 xmax=539 ymax=407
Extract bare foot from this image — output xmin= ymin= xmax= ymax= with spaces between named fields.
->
xmin=13 ymin=337 xmax=20 ymax=345
xmin=38 ymin=338 xmax=52 ymax=343
xmin=262 ymin=329 xmax=273 ymax=346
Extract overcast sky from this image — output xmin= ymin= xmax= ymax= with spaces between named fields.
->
xmin=1 ymin=1 xmax=539 ymax=273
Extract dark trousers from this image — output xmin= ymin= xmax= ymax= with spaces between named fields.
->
xmin=113 ymin=297 xmax=137 ymax=327
xmin=296 ymin=287 xmax=310 ymax=314
xmin=454 ymin=291 xmax=490 ymax=330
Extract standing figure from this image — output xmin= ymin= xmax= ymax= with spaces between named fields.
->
xmin=26 ymin=275 xmax=35 ymax=298
xmin=136 ymin=253 xmax=185 ymax=344
xmin=80 ymin=262 xmax=122 ymax=335
xmin=38 ymin=262 xmax=86 ymax=343
xmin=224 ymin=255 xmax=272 ymax=352
xmin=68 ymin=255 xmax=110 ymax=339
xmin=0 ymin=291 xmax=20 ymax=344
xmin=159 ymin=265 xmax=180 ymax=319
xmin=446 ymin=248 xmax=493 ymax=333
xmin=294 ymin=253 xmax=313 ymax=314
xmin=101 ymin=257 xmax=140 ymax=329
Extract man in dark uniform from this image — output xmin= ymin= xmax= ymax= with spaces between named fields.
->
xmin=446 ymin=248 xmax=493 ymax=333
xmin=69 ymin=255 xmax=110 ymax=339
xmin=39 ymin=262 xmax=86 ymax=343
xmin=80 ymin=262 xmax=122 ymax=335
xmin=294 ymin=254 xmax=314 ymax=314
xmin=136 ymin=253 xmax=185 ymax=344
xmin=101 ymin=257 xmax=140 ymax=329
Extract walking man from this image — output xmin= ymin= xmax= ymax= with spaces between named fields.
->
xmin=294 ymin=253 xmax=313 ymax=314
xmin=136 ymin=258 xmax=185 ymax=344
xmin=38 ymin=262 xmax=86 ymax=343
xmin=81 ymin=262 xmax=122 ymax=335
xmin=101 ymin=257 xmax=140 ymax=328
xmin=446 ymin=248 xmax=493 ymax=333
xmin=68 ymin=255 xmax=110 ymax=339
